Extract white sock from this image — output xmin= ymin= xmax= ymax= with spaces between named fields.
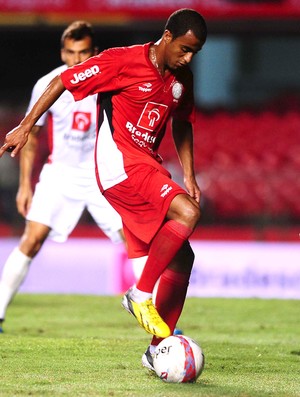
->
xmin=130 ymin=285 xmax=152 ymax=303
xmin=0 ymin=248 xmax=32 ymax=320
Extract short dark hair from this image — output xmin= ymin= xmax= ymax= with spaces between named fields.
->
xmin=165 ymin=9 xmax=207 ymax=43
xmin=61 ymin=20 xmax=95 ymax=48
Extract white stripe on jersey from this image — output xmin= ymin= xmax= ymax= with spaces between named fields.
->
xmin=96 ymin=110 xmax=128 ymax=190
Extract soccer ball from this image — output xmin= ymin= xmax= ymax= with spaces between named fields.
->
xmin=153 ymin=335 xmax=205 ymax=383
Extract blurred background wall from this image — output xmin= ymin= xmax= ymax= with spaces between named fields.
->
xmin=0 ymin=0 xmax=299 ymax=296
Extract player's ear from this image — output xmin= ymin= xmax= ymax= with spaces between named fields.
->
xmin=164 ymin=30 xmax=172 ymax=44
xmin=93 ymin=46 xmax=99 ymax=56
xmin=61 ymin=48 xmax=67 ymax=63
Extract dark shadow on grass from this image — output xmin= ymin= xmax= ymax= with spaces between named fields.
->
xmin=290 ymin=350 xmax=300 ymax=356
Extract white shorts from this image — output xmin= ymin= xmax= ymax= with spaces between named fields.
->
xmin=27 ymin=163 xmax=123 ymax=243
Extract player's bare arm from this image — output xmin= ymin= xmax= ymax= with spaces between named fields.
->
xmin=171 ymin=118 xmax=201 ymax=203
xmin=16 ymin=126 xmax=41 ymax=217
xmin=0 ymin=75 xmax=65 ymax=158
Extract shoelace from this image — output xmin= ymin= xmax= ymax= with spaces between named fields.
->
xmin=143 ymin=299 xmax=163 ymax=323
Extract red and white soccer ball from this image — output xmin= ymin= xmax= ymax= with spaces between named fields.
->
xmin=153 ymin=335 xmax=205 ymax=383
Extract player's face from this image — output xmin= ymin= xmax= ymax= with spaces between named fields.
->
xmin=164 ymin=30 xmax=204 ymax=71
xmin=61 ymin=37 xmax=96 ymax=67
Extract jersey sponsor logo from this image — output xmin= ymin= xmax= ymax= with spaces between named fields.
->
xmin=72 ymin=112 xmax=91 ymax=132
xmin=160 ymin=183 xmax=173 ymax=197
xmin=138 ymin=83 xmax=153 ymax=92
xmin=126 ymin=121 xmax=156 ymax=144
xmin=137 ymin=102 xmax=168 ymax=132
xmin=70 ymin=65 xmax=100 ymax=84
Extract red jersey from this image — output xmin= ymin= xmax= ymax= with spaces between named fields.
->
xmin=61 ymin=42 xmax=195 ymax=191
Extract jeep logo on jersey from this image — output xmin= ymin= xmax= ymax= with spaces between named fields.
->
xmin=70 ymin=65 xmax=100 ymax=84
xmin=137 ymin=102 xmax=168 ymax=132
xmin=72 ymin=112 xmax=91 ymax=132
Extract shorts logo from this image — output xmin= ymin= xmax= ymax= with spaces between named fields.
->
xmin=70 ymin=65 xmax=100 ymax=84
xmin=137 ymin=102 xmax=168 ymax=132
xmin=72 ymin=112 xmax=91 ymax=132
xmin=160 ymin=184 xmax=173 ymax=197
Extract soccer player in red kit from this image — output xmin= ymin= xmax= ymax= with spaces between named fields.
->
xmin=0 ymin=9 xmax=207 ymax=371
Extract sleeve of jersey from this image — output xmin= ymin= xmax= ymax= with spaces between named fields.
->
xmin=173 ymin=71 xmax=195 ymax=124
xmin=60 ymin=50 xmax=121 ymax=101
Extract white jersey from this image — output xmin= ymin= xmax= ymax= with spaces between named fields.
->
xmin=27 ymin=64 xmax=97 ymax=170
xmin=25 ymin=65 xmax=123 ymax=243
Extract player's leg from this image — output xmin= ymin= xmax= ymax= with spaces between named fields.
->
xmin=142 ymin=241 xmax=194 ymax=370
xmin=90 ymin=191 xmax=171 ymax=338
xmin=131 ymin=255 xmax=183 ymax=336
xmin=120 ymin=227 xmax=171 ymax=338
xmin=124 ymin=194 xmax=198 ymax=338
xmin=105 ymin=167 xmax=200 ymax=337
xmin=0 ymin=221 xmax=50 ymax=331
xmin=90 ymin=194 xmax=173 ymax=338
xmin=91 ymin=191 xmax=169 ymax=338
xmin=134 ymin=193 xmax=199 ymax=301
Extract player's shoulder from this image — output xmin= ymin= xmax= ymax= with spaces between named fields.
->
xmin=101 ymin=43 xmax=148 ymax=61
xmin=34 ymin=65 xmax=67 ymax=90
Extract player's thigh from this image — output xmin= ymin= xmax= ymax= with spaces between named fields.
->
xmin=104 ymin=164 xmax=187 ymax=245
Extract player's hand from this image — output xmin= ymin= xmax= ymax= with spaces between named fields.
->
xmin=184 ymin=175 xmax=201 ymax=204
xmin=0 ymin=125 xmax=30 ymax=158
xmin=16 ymin=185 xmax=33 ymax=218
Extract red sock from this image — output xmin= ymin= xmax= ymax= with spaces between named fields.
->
xmin=150 ymin=268 xmax=191 ymax=346
xmin=136 ymin=220 xmax=192 ymax=293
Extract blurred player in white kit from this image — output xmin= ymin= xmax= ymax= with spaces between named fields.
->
xmin=0 ymin=21 xmax=127 ymax=333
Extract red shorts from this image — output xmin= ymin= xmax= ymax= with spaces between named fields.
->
xmin=104 ymin=163 xmax=186 ymax=258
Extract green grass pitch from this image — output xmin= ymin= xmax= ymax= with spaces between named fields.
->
xmin=1 ymin=294 xmax=299 ymax=396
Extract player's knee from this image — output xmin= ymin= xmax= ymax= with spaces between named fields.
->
xmin=182 ymin=202 xmax=201 ymax=228
xmin=19 ymin=233 xmax=45 ymax=258
xmin=193 ymin=204 xmax=201 ymax=223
